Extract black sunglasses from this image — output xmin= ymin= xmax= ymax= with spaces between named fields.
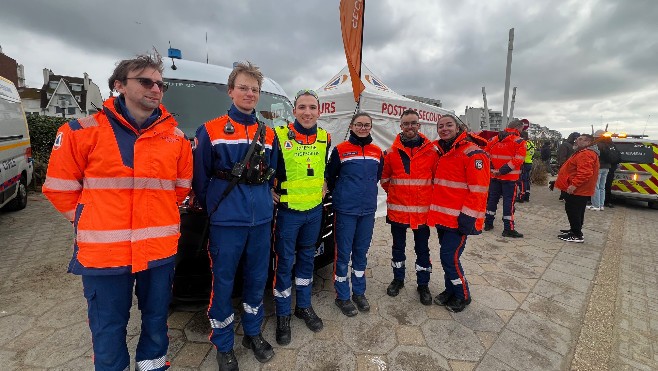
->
xmin=126 ymin=77 xmax=168 ymax=92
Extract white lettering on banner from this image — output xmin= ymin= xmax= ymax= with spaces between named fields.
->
xmin=352 ymin=0 xmax=364 ymax=28
xmin=320 ymin=101 xmax=336 ymax=114
xmin=380 ymin=103 xmax=443 ymax=123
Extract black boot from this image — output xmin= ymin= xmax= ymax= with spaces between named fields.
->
xmin=242 ymin=334 xmax=274 ymax=363
xmin=417 ymin=285 xmax=432 ymax=306
xmin=386 ymin=279 xmax=404 ymax=297
xmin=483 ymin=224 xmax=494 ymax=231
xmin=352 ymin=294 xmax=370 ymax=312
xmin=294 ymin=306 xmax=323 ymax=332
xmin=216 ymin=350 xmax=239 ymax=371
xmin=275 ymin=315 xmax=291 ymax=345
xmin=434 ymin=290 xmax=452 ymax=306
xmin=445 ymin=296 xmax=472 ymax=313
xmin=502 ymin=229 xmax=524 ymax=238
xmin=335 ymin=298 xmax=358 ymax=317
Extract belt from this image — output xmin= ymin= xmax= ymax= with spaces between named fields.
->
xmin=214 ymin=170 xmax=266 ymax=185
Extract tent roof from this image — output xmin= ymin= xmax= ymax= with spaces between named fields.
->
xmin=317 ymin=64 xmax=452 ymax=115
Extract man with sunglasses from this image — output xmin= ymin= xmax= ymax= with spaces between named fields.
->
xmin=43 ymin=53 xmax=193 ymax=371
xmin=381 ymin=109 xmax=438 ymax=305
xmin=270 ymin=89 xmax=331 ymax=345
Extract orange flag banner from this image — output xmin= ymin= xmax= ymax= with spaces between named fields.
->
xmin=339 ymin=0 xmax=366 ymax=102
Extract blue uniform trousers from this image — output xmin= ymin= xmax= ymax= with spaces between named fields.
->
xmin=390 ymin=224 xmax=432 ymax=286
xmin=485 ymin=179 xmax=518 ymax=230
xmin=81 ymin=261 xmax=175 ymax=371
xmin=207 ymin=223 xmax=270 ymax=352
xmin=436 ymin=229 xmax=470 ymax=300
xmin=516 ymin=163 xmax=532 ymax=200
xmin=273 ymin=206 xmax=322 ymax=315
xmin=334 ymin=212 xmax=376 ymax=300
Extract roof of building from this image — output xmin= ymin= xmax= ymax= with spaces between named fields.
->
xmin=18 ymin=87 xmax=42 ymax=100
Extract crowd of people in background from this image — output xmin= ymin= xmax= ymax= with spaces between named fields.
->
xmin=41 ymin=53 xmax=619 ymax=371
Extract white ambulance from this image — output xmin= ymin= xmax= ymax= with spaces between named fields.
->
xmin=0 ymin=76 xmax=33 ymax=211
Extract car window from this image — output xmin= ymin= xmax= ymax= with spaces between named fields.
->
xmin=616 ymin=142 xmax=654 ymax=164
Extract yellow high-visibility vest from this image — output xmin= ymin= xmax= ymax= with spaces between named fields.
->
xmin=275 ymin=124 xmax=328 ymax=211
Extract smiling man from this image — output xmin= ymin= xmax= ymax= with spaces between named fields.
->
xmin=43 ymin=53 xmax=193 ymax=371
xmin=381 ymin=109 xmax=438 ymax=306
xmin=271 ymin=89 xmax=331 ymax=345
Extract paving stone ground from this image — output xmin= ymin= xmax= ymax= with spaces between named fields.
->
xmin=1 ymin=185 xmax=656 ymax=370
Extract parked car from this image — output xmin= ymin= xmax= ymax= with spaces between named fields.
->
xmin=161 ymin=51 xmax=335 ymax=301
xmin=611 ymin=137 xmax=658 ymax=209
xmin=0 ymin=76 xmax=33 ymax=212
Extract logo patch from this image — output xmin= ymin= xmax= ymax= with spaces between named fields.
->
xmin=284 ymin=141 xmax=293 ymax=150
xmin=475 ymin=159 xmax=483 ymax=170
xmin=53 ymin=132 xmax=63 ymax=150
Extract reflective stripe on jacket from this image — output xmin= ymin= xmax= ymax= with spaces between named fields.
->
xmin=428 ymin=131 xmax=490 ymax=234
xmin=381 ymin=133 xmax=438 ymax=229
xmin=192 ymin=113 xmax=277 ymax=226
xmin=326 ymin=133 xmax=383 ymax=216
xmin=43 ymin=97 xmax=193 ymax=274
xmin=274 ymin=124 xmax=328 ymax=211
xmin=486 ymin=128 xmax=526 ymax=181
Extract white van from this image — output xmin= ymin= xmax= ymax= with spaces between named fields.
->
xmin=0 ymin=76 xmax=33 ymax=211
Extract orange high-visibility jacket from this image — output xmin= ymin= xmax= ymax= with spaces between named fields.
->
xmin=486 ymin=128 xmax=526 ymax=181
xmin=43 ymin=97 xmax=193 ymax=274
xmin=428 ymin=132 xmax=491 ymax=234
xmin=381 ymin=133 xmax=438 ymax=229
xmin=555 ymin=146 xmax=600 ymax=196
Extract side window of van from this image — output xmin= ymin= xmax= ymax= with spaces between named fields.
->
xmin=616 ymin=142 xmax=653 ymax=165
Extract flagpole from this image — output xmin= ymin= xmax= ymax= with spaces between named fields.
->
xmin=357 ymin=0 xmax=365 ymax=111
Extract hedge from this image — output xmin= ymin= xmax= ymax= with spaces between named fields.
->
xmin=27 ymin=115 xmax=67 ymax=187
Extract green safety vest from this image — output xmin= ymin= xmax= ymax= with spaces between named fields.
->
xmin=525 ymin=140 xmax=536 ymax=163
xmin=274 ymin=124 xmax=328 ymax=211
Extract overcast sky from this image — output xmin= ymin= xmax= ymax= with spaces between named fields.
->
xmin=2 ymin=0 xmax=656 ymax=138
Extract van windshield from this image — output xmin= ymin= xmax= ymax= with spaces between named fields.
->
xmin=162 ymin=79 xmax=294 ymax=138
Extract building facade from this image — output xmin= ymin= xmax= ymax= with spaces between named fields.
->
xmin=19 ymin=69 xmax=103 ymax=118
xmin=462 ymin=106 xmax=504 ymax=131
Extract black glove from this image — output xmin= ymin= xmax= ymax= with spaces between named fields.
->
xmin=548 ymin=181 xmax=555 ymax=191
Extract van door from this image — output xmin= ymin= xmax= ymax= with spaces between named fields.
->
xmin=0 ymin=77 xmax=31 ymax=208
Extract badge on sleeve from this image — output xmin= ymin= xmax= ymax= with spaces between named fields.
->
xmin=53 ymin=132 xmax=64 ymax=150
xmin=474 ymin=159 xmax=483 ymax=170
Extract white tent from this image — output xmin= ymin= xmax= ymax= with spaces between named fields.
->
xmin=316 ymin=64 xmax=454 ymax=216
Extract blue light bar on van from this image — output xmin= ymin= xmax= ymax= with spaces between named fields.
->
xmin=168 ymin=48 xmax=182 ymax=59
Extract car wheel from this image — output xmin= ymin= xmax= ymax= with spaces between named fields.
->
xmin=2 ymin=174 xmax=28 ymax=212
xmin=649 ymin=201 xmax=658 ymax=210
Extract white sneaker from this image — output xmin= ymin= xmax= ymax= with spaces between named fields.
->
xmin=600 ymin=206 xmax=605 ymax=210
xmin=587 ymin=206 xmax=601 ymax=211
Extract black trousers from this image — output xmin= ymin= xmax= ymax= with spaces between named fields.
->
xmin=564 ymin=194 xmax=588 ymax=237
xmin=605 ymin=166 xmax=616 ymax=204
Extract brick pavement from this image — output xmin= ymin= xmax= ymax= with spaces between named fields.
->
xmin=0 ymin=186 xmax=656 ymax=370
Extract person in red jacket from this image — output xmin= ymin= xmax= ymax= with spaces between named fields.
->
xmin=428 ymin=115 xmax=490 ymax=313
xmin=483 ymin=119 xmax=526 ymax=238
xmin=553 ymin=134 xmax=600 ymax=243
xmin=43 ymin=53 xmax=193 ymax=371
xmin=381 ymin=109 xmax=438 ymax=305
